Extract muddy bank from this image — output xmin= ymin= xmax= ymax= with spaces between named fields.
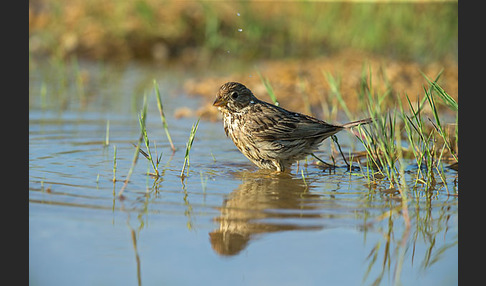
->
xmin=182 ymin=51 xmax=458 ymax=121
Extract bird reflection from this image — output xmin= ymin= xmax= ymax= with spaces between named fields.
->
xmin=209 ymin=169 xmax=324 ymax=256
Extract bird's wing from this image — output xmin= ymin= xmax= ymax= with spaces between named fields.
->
xmin=244 ymin=103 xmax=341 ymax=141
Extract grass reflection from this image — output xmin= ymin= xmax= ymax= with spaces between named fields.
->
xmin=362 ymin=189 xmax=456 ymax=285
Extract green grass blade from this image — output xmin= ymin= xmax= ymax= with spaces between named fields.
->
xmin=181 ymin=118 xmax=200 ymax=178
xmin=256 ymin=71 xmax=279 ymax=106
xmin=324 ymin=71 xmax=352 ymax=120
xmin=154 ymin=80 xmax=176 ymax=152
xmin=421 ymin=70 xmax=457 ymax=111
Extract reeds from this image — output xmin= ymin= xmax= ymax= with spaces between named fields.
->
xmin=112 ymin=145 xmax=117 ymax=183
xmin=137 ymin=93 xmax=165 ymax=178
xmin=399 ymin=74 xmax=458 ymax=192
xmin=181 ymin=119 xmax=200 ymax=179
xmin=257 ymin=71 xmax=279 ymax=106
xmin=153 ymin=80 xmax=176 ymax=153
xmin=355 ymin=68 xmax=458 ymax=192
xmin=324 ymin=71 xmax=352 ymax=120
xmin=357 ymin=110 xmax=400 ymax=187
xmin=115 ymin=78 xmax=204 ymax=195
xmin=117 ymin=95 xmax=147 ymax=198
xmin=104 ymin=120 xmax=110 ymax=146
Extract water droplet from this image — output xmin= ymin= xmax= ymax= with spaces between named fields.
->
xmin=238 ymin=28 xmax=243 ymax=32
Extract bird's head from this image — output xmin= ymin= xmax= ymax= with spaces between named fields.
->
xmin=213 ymin=82 xmax=255 ymax=112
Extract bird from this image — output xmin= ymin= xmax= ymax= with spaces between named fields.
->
xmin=213 ymin=82 xmax=372 ymax=172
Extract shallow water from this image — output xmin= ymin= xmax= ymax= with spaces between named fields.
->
xmin=29 ymin=59 xmax=457 ymax=285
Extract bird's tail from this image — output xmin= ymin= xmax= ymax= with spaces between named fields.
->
xmin=341 ymin=118 xmax=373 ymax=128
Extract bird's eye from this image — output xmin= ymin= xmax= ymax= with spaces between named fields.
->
xmin=230 ymin=91 xmax=239 ymax=99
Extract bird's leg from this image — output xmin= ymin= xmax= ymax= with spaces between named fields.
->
xmin=331 ymin=135 xmax=350 ymax=168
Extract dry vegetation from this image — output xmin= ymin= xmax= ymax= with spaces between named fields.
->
xmin=183 ymin=50 xmax=457 ymax=121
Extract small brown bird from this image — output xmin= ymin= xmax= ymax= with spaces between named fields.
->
xmin=213 ymin=82 xmax=371 ymax=172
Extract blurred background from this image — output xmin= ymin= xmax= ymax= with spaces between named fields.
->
xmin=29 ymin=0 xmax=457 ymax=65
xmin=29 ymin=0 xmax=458 ymax=119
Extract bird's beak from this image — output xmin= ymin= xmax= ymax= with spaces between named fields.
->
xmin=213 ymin=97 xmax=227 ymax=107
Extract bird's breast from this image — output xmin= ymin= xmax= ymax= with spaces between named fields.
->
xmin=223 ymin=111 xmax=244 ymax=138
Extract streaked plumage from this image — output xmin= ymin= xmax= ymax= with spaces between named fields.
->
xmin=213 ymin=82 xmax=371 ymax=172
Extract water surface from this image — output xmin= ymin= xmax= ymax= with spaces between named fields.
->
xmin=29 ymin=59 xmax=458 ymax=285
